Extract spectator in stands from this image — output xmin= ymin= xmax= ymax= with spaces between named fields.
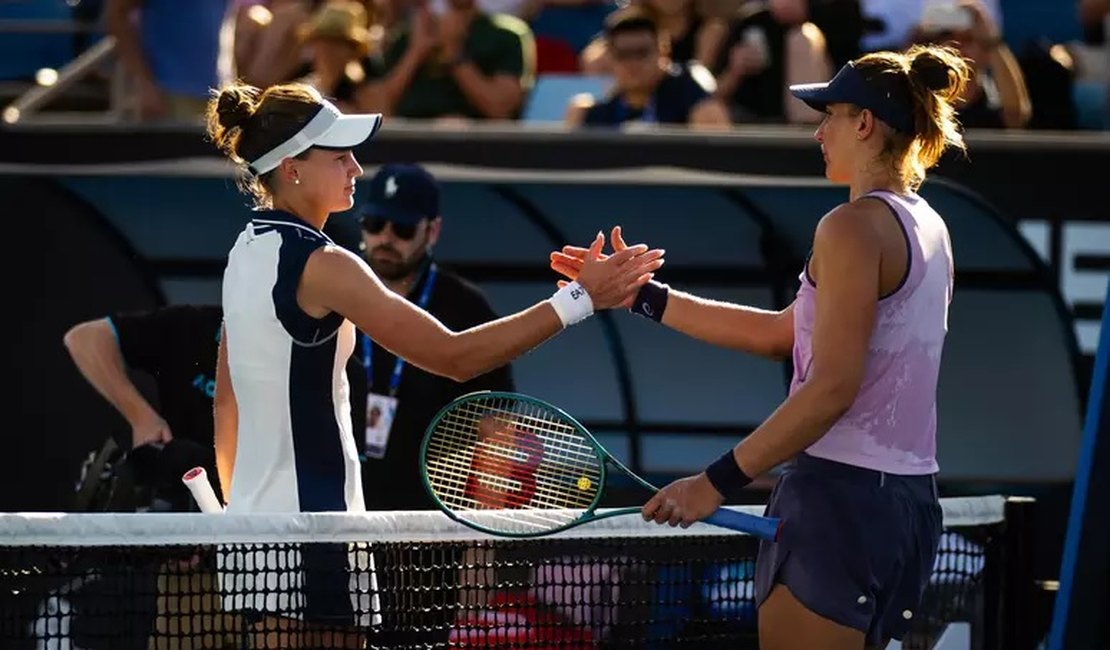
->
xmin=858 ymin=0 xmax=1001 ymax=53
xmin=1073 ymin=0 xmax=1108 ymax=89
xmin=354 ymin=163 xmax=515 ymax=509
xmin=714 ymin=0 xmax=833 ymax=124
xmin=105 ymin=0 xmax=230 ymax=121
xmin=63 ymin=305 xmax=224 ymax=511
xmin=910 ymin=0 xmax=1031 ymax=128
xmin=565 ymin=7 xmax=731 ymax=129
xmin=294 ymin=1 xmax=386 ymax=110
xmin=231 ymin=0 xmax=314 ymax=87
xmin=801 ymin=0 xmax=870 ymax=68
xmin=360 ymin=0 xmax=536 ymax=120
xmin=523 ymin=0 xmax=619 ymax=73
xmin=579 ymin=0 xmax=728 ymax=75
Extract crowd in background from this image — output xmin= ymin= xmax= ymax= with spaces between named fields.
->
xmin=3 ymin=0 xmax=1108 ymax=129
xmin=89 ymin=0 xmax=1108 ymax=130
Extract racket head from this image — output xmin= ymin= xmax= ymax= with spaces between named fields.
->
xmin=420 ymin=391 xmax=609 ymax=538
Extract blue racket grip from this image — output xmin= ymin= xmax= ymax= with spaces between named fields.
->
xmin=703 ymin=508 xmax=781 ymax=542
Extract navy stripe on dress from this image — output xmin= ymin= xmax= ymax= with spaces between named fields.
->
xmin=288 ymin=334 xmax=348 ymax=512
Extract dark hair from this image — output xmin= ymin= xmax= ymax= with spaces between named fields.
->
xmin=603 ymin=7 xmax=659 ymax=41
xmin=852 ymin=44 xmax=971 ymax=190
xmin=205 ymin=82 xmax=325 ymax=207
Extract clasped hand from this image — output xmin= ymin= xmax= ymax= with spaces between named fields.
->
xmin=561 ymin=228 xmax=664 ymax=310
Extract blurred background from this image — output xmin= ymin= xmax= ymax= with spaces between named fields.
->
xmin=1 ymin=0 xmax=1108 ymax=646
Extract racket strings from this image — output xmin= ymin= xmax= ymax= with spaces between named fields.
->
xmin=428 ymin=406 xmax=599 ymax=507
xmin=424 ymin=396 xmax=604 ymax=532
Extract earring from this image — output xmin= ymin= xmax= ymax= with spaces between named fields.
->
xmin=293 ymin=177 xmax=301 ymax=185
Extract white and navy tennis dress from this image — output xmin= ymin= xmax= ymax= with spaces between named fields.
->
xmin=219 ymin=209 xmax=376 ymax=627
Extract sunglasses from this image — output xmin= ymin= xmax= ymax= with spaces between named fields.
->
xmin=612 ymin=44 xmax=655 ymax=62
xmin=362 ymin=217 xmax=422 ymax=241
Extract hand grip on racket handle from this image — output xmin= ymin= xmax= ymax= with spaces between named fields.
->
xmin=182 ymin=467 xmax=225 ymax=513
xmin=704 ymin=508 xmax=782 ymax=542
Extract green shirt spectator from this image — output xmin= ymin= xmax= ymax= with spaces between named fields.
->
xmin=378 ymin=6 xmax=535 ymax=120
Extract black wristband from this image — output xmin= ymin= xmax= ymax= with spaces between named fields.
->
xmin=630 ymin=280 xmax=669 ymax=322
xmin=704 ymin=450 xmax=753 ymax=500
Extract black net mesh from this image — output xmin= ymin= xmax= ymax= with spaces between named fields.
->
xmin=0 ymin=507 xmax=1002 ymax=650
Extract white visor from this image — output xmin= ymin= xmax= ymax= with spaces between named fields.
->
xmin=248 ymin=99 xmax=383 ymax=175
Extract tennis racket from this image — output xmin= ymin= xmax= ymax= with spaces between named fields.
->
xmin=420 ymin=391 xmax=781 ymax=541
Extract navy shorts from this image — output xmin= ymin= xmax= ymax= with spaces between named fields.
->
xmin=754 ymin=453 xmax=943 ymax=645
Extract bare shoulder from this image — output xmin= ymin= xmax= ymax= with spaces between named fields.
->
xmin=307 ymin=243 xmax=365 ymax=272
xmin=814 ymin=201 xmax=885 ymax=251
xmin=303 ymin=244 xmax=375 ymax=291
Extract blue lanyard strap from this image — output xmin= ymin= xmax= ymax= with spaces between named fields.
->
xmin=361 ymin=262 xmax=438 ymax=396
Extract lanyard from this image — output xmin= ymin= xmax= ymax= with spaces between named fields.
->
xmin=362 ymin=262 xmax=437 ymax=397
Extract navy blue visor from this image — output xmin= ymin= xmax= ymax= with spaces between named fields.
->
xmin=790 ymin=62 xmax=916 ymax=134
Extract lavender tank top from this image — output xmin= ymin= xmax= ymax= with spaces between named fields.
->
xmin=791 ymin=190 xmax=954 ymax=475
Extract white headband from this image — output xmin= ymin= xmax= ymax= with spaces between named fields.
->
xmin=248 ymin=99 xmax=383 ymax=175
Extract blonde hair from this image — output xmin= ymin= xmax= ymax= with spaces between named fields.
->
xmin=205 ymin=82 xmax=325 ymax=207
xmin=853 ymin=44 xmax=972 ymax=190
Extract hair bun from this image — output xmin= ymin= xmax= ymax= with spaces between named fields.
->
xmin=215 ymin=85 xmax=261 ymax=131
xmin=910 ymin=50 xmax=955 ymax=92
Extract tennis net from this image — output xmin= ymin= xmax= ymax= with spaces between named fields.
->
xmin=0 ymin=496 xmax=1033 ymax=650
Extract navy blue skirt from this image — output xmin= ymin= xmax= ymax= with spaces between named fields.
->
xmin=754 ymin=453 xmax=942 ymax=645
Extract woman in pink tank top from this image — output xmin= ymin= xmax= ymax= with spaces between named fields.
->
xmin=552 ymin=43 xmax=971 ymax=650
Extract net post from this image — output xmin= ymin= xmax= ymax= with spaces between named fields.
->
xmin=1001 ymin=496 xmax=1038 ymax=650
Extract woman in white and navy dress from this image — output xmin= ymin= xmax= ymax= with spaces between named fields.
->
xmin=206 ymin=82 xmax=665 ymax=648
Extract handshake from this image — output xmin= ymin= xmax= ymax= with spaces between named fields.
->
xmin=546 ymin=226 xmax=669 ymax=326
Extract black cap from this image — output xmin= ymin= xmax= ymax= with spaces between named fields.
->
xmin=789 ymin=62 xmax=916 ymax=134
xmin=359 ymin=163 xmax=440 ymax=225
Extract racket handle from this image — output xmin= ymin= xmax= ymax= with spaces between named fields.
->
xmin=182 ymin=467 xmax=225 ymax=514
xmin=703 ymin=508 xmax=781 ymax=542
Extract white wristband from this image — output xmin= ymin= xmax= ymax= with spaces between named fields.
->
xmin=549 ymin=281 xmax=594 ymax=327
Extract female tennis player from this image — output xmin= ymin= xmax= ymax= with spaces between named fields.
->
xmin=552 ymin=44 xmax=969 ymax=650
xmin=207 ymin=81 xmax=663 ymax=648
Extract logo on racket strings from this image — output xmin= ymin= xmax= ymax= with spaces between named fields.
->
xmin=463 ymin=415 xmax=544 ymax=509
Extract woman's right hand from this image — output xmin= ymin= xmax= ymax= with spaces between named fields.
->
xmin=554 ymin=227 xmax=658 ymax=310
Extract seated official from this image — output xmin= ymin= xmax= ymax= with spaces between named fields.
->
xmin=566 ymin=7 xmax=730 ymax=130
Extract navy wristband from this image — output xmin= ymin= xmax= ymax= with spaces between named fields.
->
xmin=704 ymin=450 xmax=753 ymax=499
xmin=630 ymin=280 xmax=669 ymax=322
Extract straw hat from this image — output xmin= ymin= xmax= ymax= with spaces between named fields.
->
xmin=301 ymin=1 xmax=373 ymax=55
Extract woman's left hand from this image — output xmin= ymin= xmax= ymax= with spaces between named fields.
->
xmin=642 ymin=473 xmax=725 ymax=528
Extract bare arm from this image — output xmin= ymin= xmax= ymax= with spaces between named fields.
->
xmin=983 ymin=43 xmax=1032 ymax=128
xmin=449 ymin=65 xmax=525 ymax=120
xmin=688 ymin=97 xmax=733 ymax=129
xmin=373 ymin=10 xmax=437 ymax=114
xmin=579 ymin=37 xmax=611 ymax=75
xmin=961 ymin=0 xmax=1030 ymax=128
xmin=732 ymin=204 xmax=879 ymax=477
xmin=694 ymin=18 xmax=729 ymax=69
xmin=237 ymin=1 xmax=310 ymax=87
xmin=782 ymin=23 xmax=832 ymax=124
xmin=663 ymin=294 xmax=794 ymax=358
xmin=374 ymin=47 xmax=432 ymax=114
xmin=302 ymin=236 xmax=663 ymax=382
xmin=564 ymin=93 xmax=594 ymax=128
xmin=63 ymin=318 xmax=171 ymax=447
xmin=549 ymin=226 xmax=792 ymax=358
xmin=213 ymin=325 xmax=237 ymax=503
xmin=105 ymin=0 xmax=155 ymax=88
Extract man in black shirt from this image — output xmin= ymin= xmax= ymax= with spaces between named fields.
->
xmin=63 ymin=305 xmax=237 ymax=648
xmin=63 ymin=305 xmax=224 ymax=510
xmin=565 ymin=7 xmax=731 ymax=130
xmin=354 ymin=163 xmax=516 ymax=511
